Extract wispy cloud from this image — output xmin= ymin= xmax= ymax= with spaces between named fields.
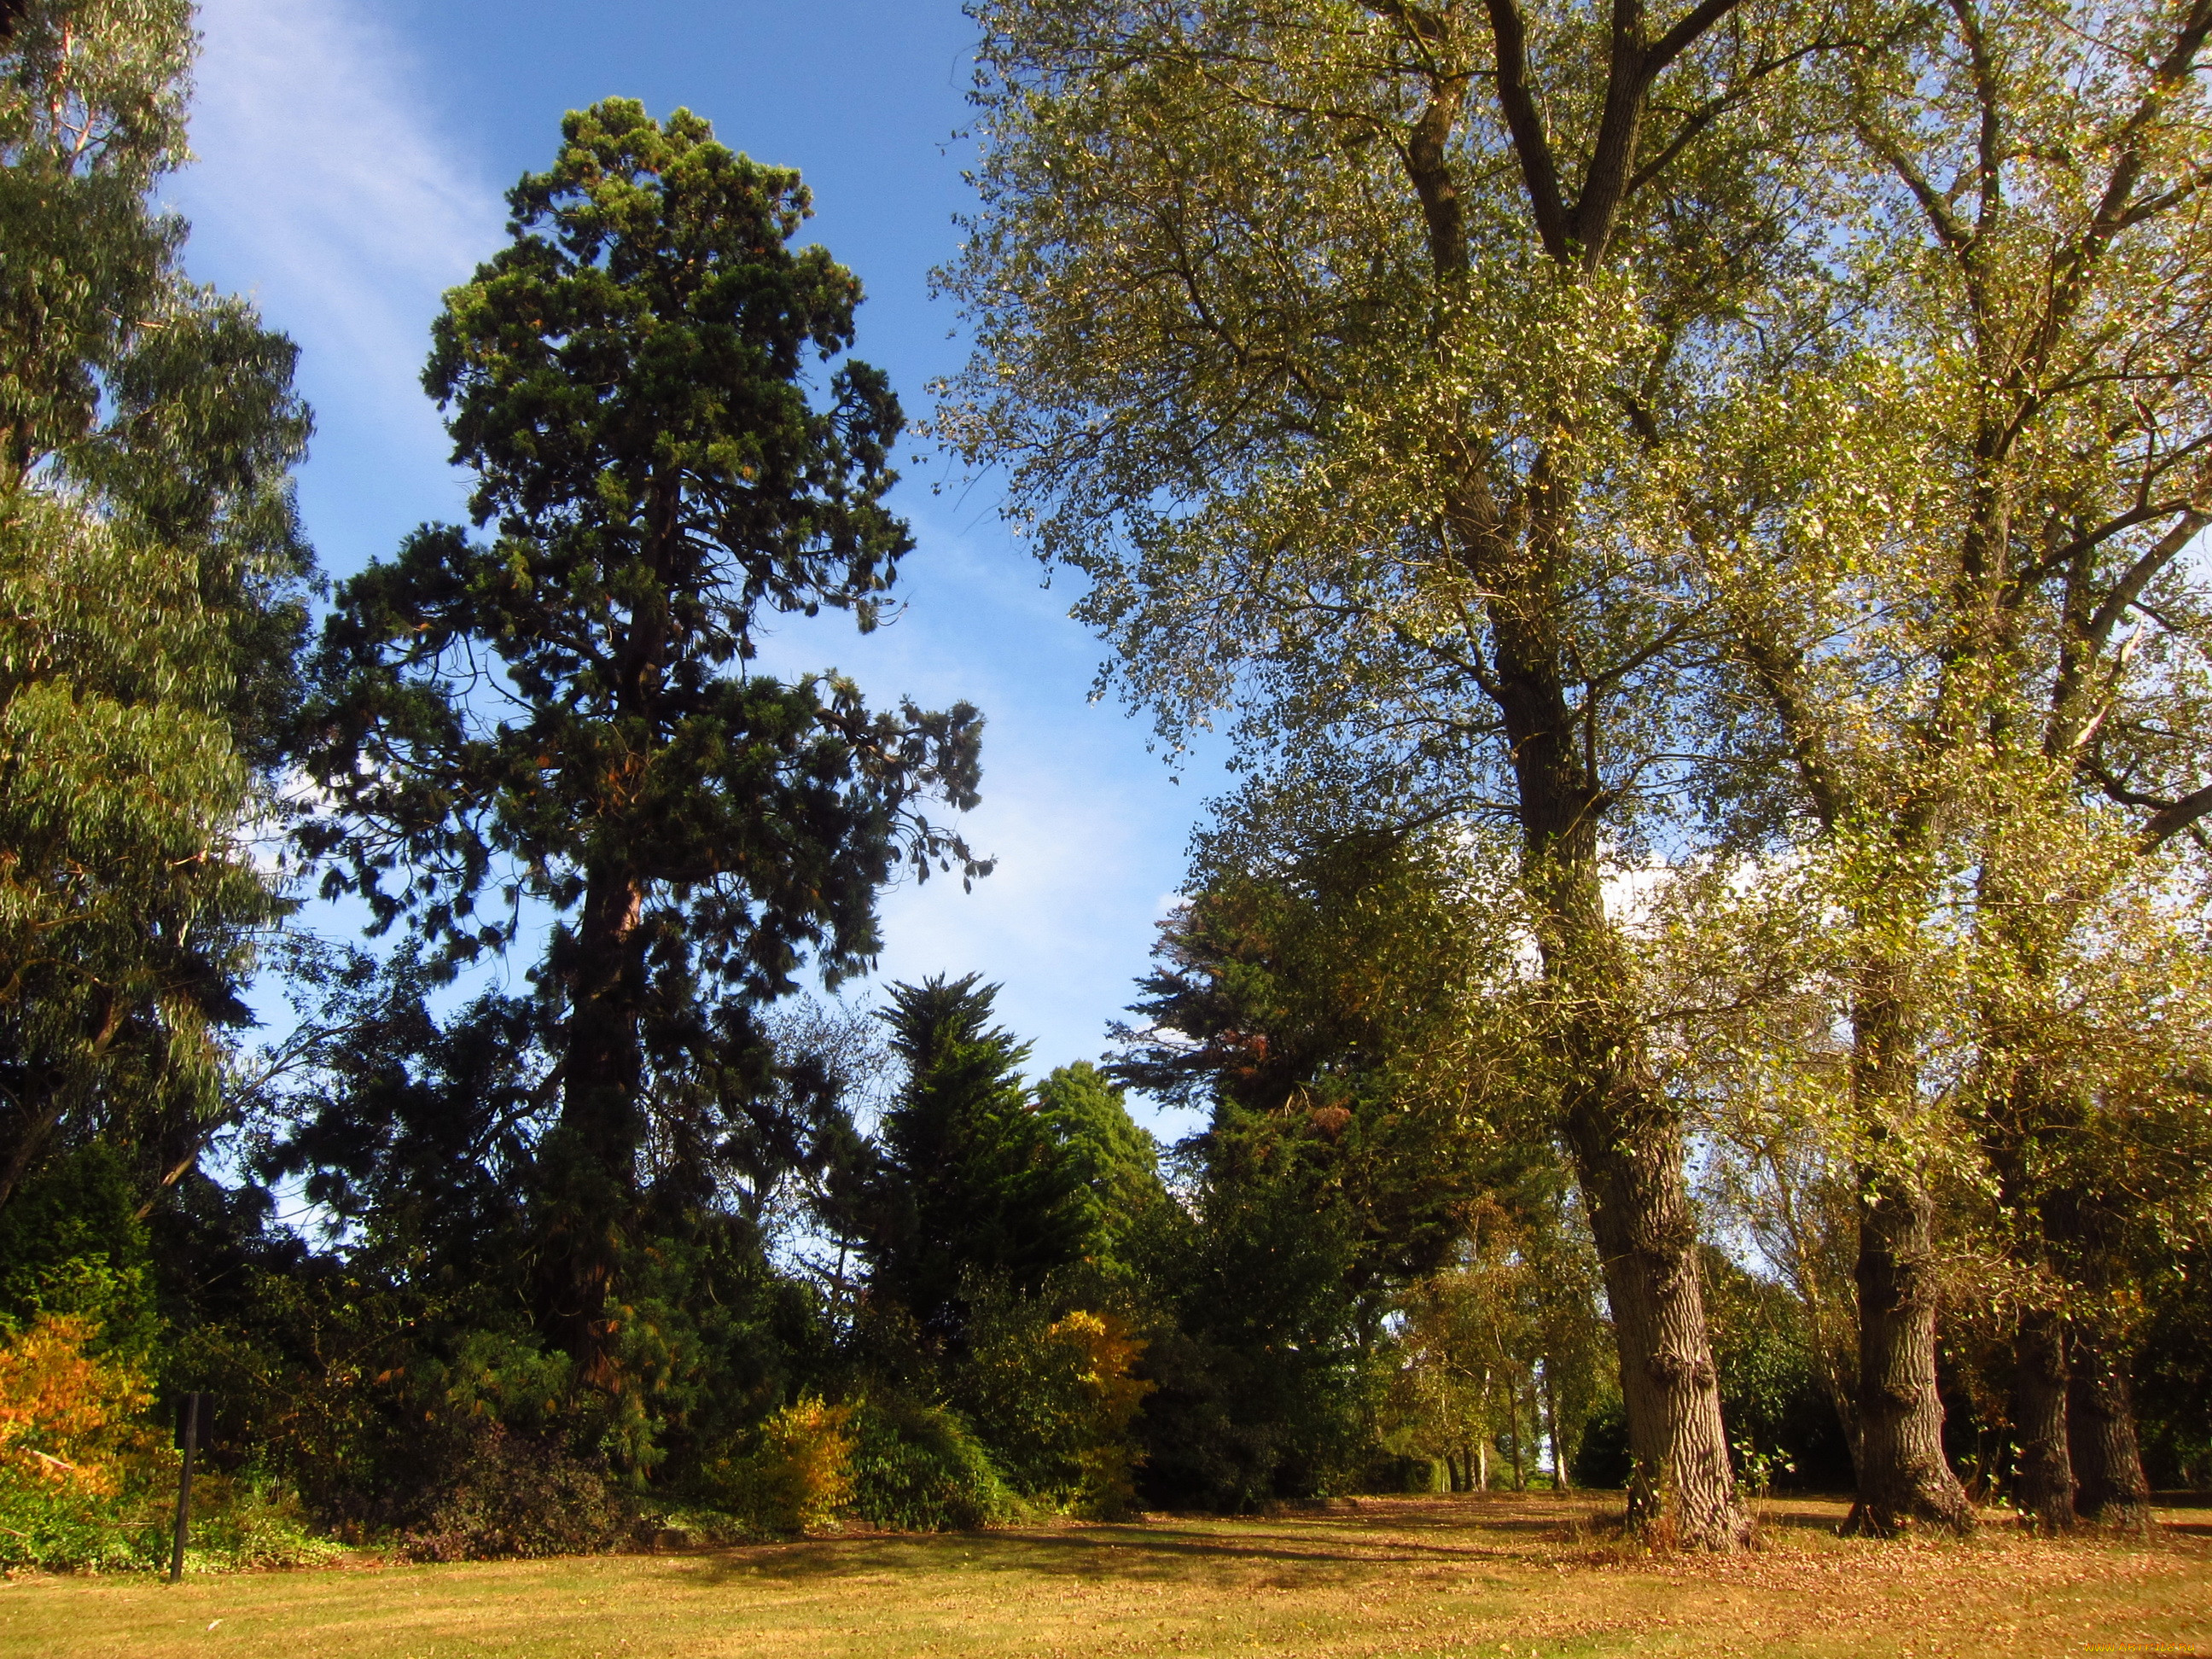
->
xmin=169 ymin=0 xmax=505 ymax=568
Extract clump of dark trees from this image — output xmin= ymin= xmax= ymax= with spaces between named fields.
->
xmin=3 ymin=0 xmax=2207 ymax=1563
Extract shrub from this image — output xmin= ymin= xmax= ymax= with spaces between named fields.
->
xmin=397 ymin=1423 xmax=631 ymax=1562
xmin=704 ymin=1397 xmax=854 ymax=1535
xmin=0 ymin=1313 xmax=174 ymax=1570
xmin=194 ymin=1474 xmax=345 ymax=1570
xmin=1363 ymin=1453 xmax=1447 ymax=1494
xmin=958 ymin=1287 xmax=1155 ymax=1516
xmin=844 ymin=1396 xmax=1016 ymax=1532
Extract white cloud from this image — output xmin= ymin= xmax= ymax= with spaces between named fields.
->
xmin=167 ymin=0 xmax=505 ymax=570
xmin=180 ymin=0 xmax=499 ymax=410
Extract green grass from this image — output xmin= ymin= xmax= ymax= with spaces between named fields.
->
xmin=3 ymin=1492 xmax=2207 ymax=1658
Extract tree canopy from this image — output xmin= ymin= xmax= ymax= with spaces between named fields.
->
xmin=296 ymin=99 xmax=990 ymax=1383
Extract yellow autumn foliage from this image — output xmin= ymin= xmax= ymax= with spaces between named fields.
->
xmin=1044 ymin=1310 xmax=1154 ymax=1519
xmin=0 ymin=1313 xmax=155 ymax=1496
xmin=709 ymin=1397 xmax=855 ymax=1535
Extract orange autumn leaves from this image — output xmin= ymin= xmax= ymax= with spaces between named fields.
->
xmin=0 ymin=1313 xmax=157 ymax=1495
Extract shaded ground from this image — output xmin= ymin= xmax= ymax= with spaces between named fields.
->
xmin=4 ymin=1491 xmax=2208 ymax=1657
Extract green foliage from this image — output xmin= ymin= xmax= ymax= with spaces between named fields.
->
xmin=1030 ymin=1062 xmax=1164 ymax=1282
xmin=1385 ymin=1186 xmax=1613 ymax=1493
xmin=865 ymin=975 xmax=1086 ymax=1338
xmin=176 ymin=1472 xmax=342 ymax=1572
xmin=701 ymin=1396 xmax=853 ymax=1535
xmin=956 ymin=1283 xmax=1153 ymax=1516
xmin=0 ymin=1143 xmax=154 ymax=1357
xmin=842 ymin=1394 xmax=1016 ymax=1532
xmin=294 ymin=97 xmax=985 ymax=1385
xmin=1119 ymin=812 xmax=1534 ymax=1297
xmin=0 ymin=0 xmax=311 ymax=1218
xmin=2138 ymin=1243 xmax=2212 ymax=1489
xmin=1127 ymin=1134 xmax=1377 ymax=1511
xmin=298 ymin=96 xmax=982 ymax=971
xmin=1699 ymin=1249 xmax=1851 ymax=1493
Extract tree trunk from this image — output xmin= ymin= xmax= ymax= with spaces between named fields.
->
xmin=1510 ymin=1371 xmax=1528 ymax=1491
xmin=1470 ymin=518 xmax=1743 ymax=1550
xmin=540 ymin=868 xmax=648 ymax=1387
xmin=1395 ymin=0 xmax=1745 ymax=1549
xmin=2011 ymin=1307 xmax=2075 ymax=1532
xmin=1844 ymin=1173 xmax=1976 ymax=1535
xmin=2069 ymin=1330 xmax=2152 ymax=1534
xmin=1545 ymin=1362 xmax=1570 ymax=1491
xmin=1569 ymin=1097 xmax=1745 ymax=1545
xmin=1842 ymin=962 xmax=1976 ymax=1538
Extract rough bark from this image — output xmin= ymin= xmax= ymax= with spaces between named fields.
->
xmin=1567 ymin=1082 xmax=1747 ymax=1545
xmin=1470 ymin=504 xmax=1744 ymax=1547
xmin=2069 ymin=1328 xmax=2153 ymax=1534
xmin=1377 ymin=0 xmax=1751 ymax=1550
xmin=2011 ymin=1307 xmax=2076 ymax=1532
xmin=1835 ymin=953 xmax=1976 ymax=1538
xmin=1844 ymin=1175 xmax=1976 ymax=1534
xmin=540 ymin=868 xmax=648 ymax=1385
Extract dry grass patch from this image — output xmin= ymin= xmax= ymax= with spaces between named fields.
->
xmin=2 ymin=1491 xmax=2205 ymax=1658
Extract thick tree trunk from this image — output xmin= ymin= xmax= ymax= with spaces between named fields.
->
xmin=2011 ymin=1307 xmax=2076 ymax=1532
xmin=1844 ymin=1173 xmax=1976 ymax=1535
xmin=541 ymin=868 xmax=647 ymax=1386
xmin=1842 ymin=963 xmax=1976 ymax=1538
xmin=1437 ymin=458 xmax=1743 ymax=1549
xmin=1387 ymin=1 xmax=1746 ymax=1549
xmin=2069 ymin=1330 xmax=2152 ymax=1534
xmin=1567 ymin=1082 xmax=1747 ymax=1546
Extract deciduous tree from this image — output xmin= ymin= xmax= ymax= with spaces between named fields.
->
xmin=942 ymin=0 xmax=1848 ymax=1546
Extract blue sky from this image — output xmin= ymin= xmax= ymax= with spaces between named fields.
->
xmin=167 ymin=0 xmax=1227 ymax=1131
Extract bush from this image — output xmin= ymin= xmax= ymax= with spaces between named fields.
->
xmin=704 ymin=1398 xmax=854 ymax=1535
xmin=397 ymin=1424 xmax=631 ymax=1562
xmin=0 ymin=1312 xmax=174 ymax=1570
xmin=844 ymin=1396 xmax=1016 ymax=1532
xmin=959 ymin=1290 xmax=1154 ymax=1516
xmin=1363 ymin=1453 xmax=1447 ymax=1494
xmin=182 ymin=1473 xmax=343 ymax=1571
xmin=1570 ymin=1396 xmax=1632 ymax=1489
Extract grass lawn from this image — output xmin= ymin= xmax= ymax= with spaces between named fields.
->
xmin=4 ymin=1492 xmax=2207 ymax=1659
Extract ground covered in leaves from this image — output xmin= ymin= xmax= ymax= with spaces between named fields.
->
xmin=4 ymin=1491 xmax=2207 ymax=1657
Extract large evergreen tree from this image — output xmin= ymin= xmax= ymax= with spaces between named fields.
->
xmin=298 ymin=101 xmax=987 ymax=1385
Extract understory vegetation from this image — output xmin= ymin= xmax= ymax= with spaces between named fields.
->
xmin=3 ymin=0 xmax=2210 ymax=1576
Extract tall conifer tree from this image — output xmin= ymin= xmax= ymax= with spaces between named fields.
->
xmin=300 ymin=102 xmax=986 ymax=1384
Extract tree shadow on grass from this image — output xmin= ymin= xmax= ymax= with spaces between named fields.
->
xmin=672 ymin=1504 xmax=1627 ymax=1592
